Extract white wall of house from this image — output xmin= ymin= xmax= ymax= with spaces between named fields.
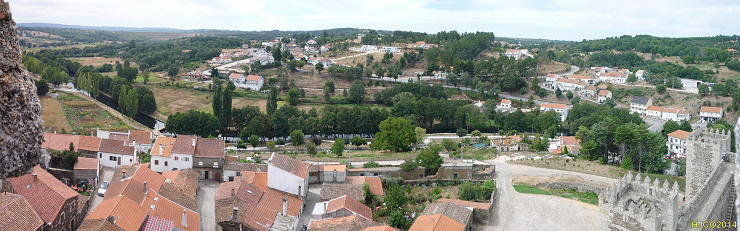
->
xmin=646 ymin=109 xmax=661 ymax=118
xmin=245 ymin=78 xmax=264 ymax=91
xmin=542 ymin=107 xmax=569 ymax=121
xmin=666 ymin=137 xmax=687 ymax=157
xmin=98 ymin=152 xmax=136 ymax=168
xmin=267 ymin=164 xmax=308 ymax=197
xmin=151 ymin=154 xmax=192 ymax=172
xmin=699 ymin=111 xmax=722 ymax=122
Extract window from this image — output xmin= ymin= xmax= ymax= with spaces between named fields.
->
xmin=109 ymin=156 xmax=116 ymax=161
xmin=130 ymin=158 xmax=132 ymax=163
xmin=453 ymin=173 xmax=458 ymax=180
xmin=185 ymin=157 xmax=189 ymax=161
xmin=229 ymin=176 xmax=234 ymax=181
xmin=199 ymin=162 xmax=203 ymax=166
xmin=236 ymin=172 xmax=241 ymax=176
xmin=164 ymin=161 xmax=168 ymax=166
xmin=99 ymin=153 xmax=102 ymax=158
xmin=154 ymin=160 xmax=159 ymax=165
xmin=174 ymin=156 xmax=179 ymax=161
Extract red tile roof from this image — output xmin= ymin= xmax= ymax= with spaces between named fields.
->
xmin=307 ymin=214 xmax=372 ymax=231
xmin=598 ymin=90 xmax=611 ymax=96
xmin=74 ymin=157 xmax=98 ymax=170
xmin=172 ymin=135 xmax=197 ymax=155
xmin=86 ymin=195 xmax=149 ymax=231
xmin=99 ymin=139 xmax=135 ymax=155
xmin=228 ymin=73 xmax=244 ymax=80
xmin=700 ymin=106 xmax=722 ymax=114
xmin=363 ymin=225 xmax=397 ymax=231
xmin=129 ymin=130 xmax=153 ymax=145
xmin=326 ymin=195 xmax=372 ymax=220
xmin=246 ymin=75 xmax=263 ymax=81
xmin=141 ymin=189 xmax=201 ymax=231
xmin=269 ymin=153 xmax=310 ymax=179
xmin=194 ymin=138 xmax=225 ymax=158
xmin=42 ymin=132 xmax=77 ymax=151
xmin=78 ymin=135 xmax=102 ymax=152
xmin=7 ymin=165 xmax=78 ymax=224
xmin=556 ymin=78 xmax=580 ymax=84
xmin=540 ymin=103 xmax=566 ymax=109
xmin=0 ymin=193 xmax=44 ymax=231
xmin=500 ymin=99 xmax=511 ymax=104
xmin=668 ymin=130 xmax=691 ymax=140
xmin=319 ymin=164 xmax=346 ymax=172
xmin=140 ymin=216 xmax=174 ymax=231
xmin=409 ymin=214 xmax=465 ymax=231
xmin=346 ymin=176 xmax=384 ymax=195
xmin=151 ymin=137 xmax=177 ymax=157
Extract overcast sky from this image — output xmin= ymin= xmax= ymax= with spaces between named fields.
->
xmin=9 ymin=0 xmax=740 ymax=41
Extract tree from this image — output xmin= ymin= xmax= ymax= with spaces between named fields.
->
xmin=213 ymin=83 xmax=222 ymax=119
xmin=35 ymin=79 xmax=49 ymax=96
xmin=400 ymin=159 xmax=418 ymax=171
xmin=363 ymin=183 xmax=378 ymax=207
xmin=135 ymin=87 xmax=156 ymax=114
xmin=306 ymin=141 xmax=317 ymax=155
xmin=265 ymin=140 xmax=276 ymax=151
xmin=442 ymin=139 xmax=458 ymax=152
xmin=414 ymin=127 xmax=426 ymax=145
xmin=315 ymin=62 xmax=324 ymax=73
xmin=323 ymin=80 xmax=335 ymax=102
xmin=350 ymin=136 xmax=367 ymax=147
xmin=417 ymin=146 xmax=443 ymax=175
xmin=290 ymin=129 xmax=304 ymax=146
xmin=164 ymin=110 xmax=220 ymax=137
xmin=222 ymin=81 xmax=235 ymax=130
xmin=349 ymin=80 xmax=366 ymax=104
xmin=286 ymin=88 xmax=301 ymax=106
xmin=656 ymin=84 xmax=666 ymax=94
xmin=266 ymin=86 xmax=278 ymax=114
xmin=167 ymin=66 xmax=179 ymax=78
xmin=698 ymin=84 xmax=710 ymax=96
xmin=211 ymin=68 xmax=219 ymax=79
xmin=389 ymin=210 xmax=409 ymax=230
xmin=456 ymin=128 xmax=467 ymax=138
xmin=555 ymin=88 xmax=563 ymax=98
xmin=566 ymin=91 xmax=574 ymax=99
xmin=331 ymin=139 xmax=345 ymax=156
xmin=374 ymin=117 xmax=417 ymax=152
xmin=249 ymin=135 xmax=259 ymax=148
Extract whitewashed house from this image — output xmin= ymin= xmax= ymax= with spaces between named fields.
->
xmin=228 ymin=73 xmax=248 ymax=88
xmin=646 ymin=106 xmax=689 ymax=122
xmin=555 ymin=78 xmax=584 ymax=91
xmin=629 ymin=96 xmax=650 ymax=115
xmin=565 ymin=75 xmax=598 ymax=85
xmin=666 ymin=130 xmax=690 ymax=158
xmin=597 ymin=71 xmax=627 ymax=84
xmin=267 ymin=153 xmax=310 ymax=197
xmin=97 ymin=139 xmax=136 ymax=168
xmin=149 ymin=136 xmax=197 ymax=173
xmin=699 ymin=106 xmax=723 ymax=122
xmin=504 ymin=49 xmax=530 ymax=60
xmin=545 ymin=74 xmax=559 ymax=88
xmin=244 ymin=75 xmax=265 ymax=91
xmin=150 ymin=136 xmax=176 ymax=173
xmin=598 ymin=90 xmax=612 ymax=103
xmin=635 ymin=70 xmax=645 ymax=80
xmin=540 ymin=103 xmax=569 ymax=121
xmin=497 ymin=99 xmax=512 ymax=112
xmin=580 ymin=86 xmax=597 ymax=98
xmin=379 ymin=47 xmax=400 ymax=53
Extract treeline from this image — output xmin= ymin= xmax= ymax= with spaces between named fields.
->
xmin=120 ymin=36 xmax=242 ymax=71
xmin=33 ymin=44 xmax=124 ymax=58
xmin=587 ymin=51 xmax=713 ymax=82
xmin=424 ymin=32 xmax=495 ymax=67
xmin=573 ymin=35 xmax=738 ymax=63
xmin=374 ymin=82 xmax=448 ymax=105
xmin=326 ymin=51 xmax=420 ymax=79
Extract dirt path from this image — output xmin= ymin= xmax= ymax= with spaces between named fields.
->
xmin=479 ymin=157 xmax=615 ymax=231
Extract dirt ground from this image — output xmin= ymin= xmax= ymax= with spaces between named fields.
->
xmin=68 ymin=57 xmax=123 ymax=67
xmin=511 ymin=157 xmax=625 ymax=179
xmin=40 ymin=95 xmax=72 ymax=133
xmin=538 ymin=61 xmax=569 ymax=74
xmin=148 ymin=86 xmax=213 ymax=120
xmin=332 ymin=51 xmax=403 ymax=67
xmin=512 ymin=175 xmax=609 ymax=190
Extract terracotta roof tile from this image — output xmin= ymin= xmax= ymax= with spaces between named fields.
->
xmin=269 ymin=153 xmax=309 ymax=179
xmin=246 ymin=75 xmax=263 ymax=81
xmin=172 ymin=135 xmax=197 ymax=155
xmin=141 ymin=190 xmax=201 ymax=231
xmin=409 ymin=214 xmax=465 ymax=231
xmin=0 ymin=193 xmax=44 ymax=231
xmin=78 ymin=136 xmax=102 ymax=152
xmin=228 ymin=73 xmax=244 ymax=80
xmin=74 ymin=157 xmax=98 ymax=170
xmin=668 ymin=130 xmax=691 ymax=140
xmin=140 ymin=216 xmax=174 ymax=231
xmin=42 ymin=132 xmax=77 ymax=151
xmin=319 ymin=164 xmax=346 ymax=172
xmin=151 ymin=137 xmax=177 ymax=157
xmin=326 ymin=195 xmax=372 ymax=220
xmin=7 ymin=165 xmax=78 ymax=224
xmin=500 ymin=99 xmax=511 ymax=104
xmin=363 ymin=225 xmax=397 ymax=231
xmin=320 ymin=183 xmax=364 ymax=201
xmin=540 ymin=103 xmax=567 ymax=109
xmin=700 ymin=106 xmax=722 ymax=114
xmin=194 ymin=138 xmax=225 ymax=158
xmin=99 ymin=139 xmax=135 ymax=155
xmin=224 ymin=162 xmax=267 ymax=172
xmin=78 ymin=218 xmax=125 ymax=231
xmin=129 ymin=130 xmax=153 ymax=145
xmin=308 ymin=215 xmax=372 ymax=231
xmin=346 ymin=176 xmax=384 ymax=195
xmin=598 ymin=90 xmax=611 ymax=96
xmin=86 ymin=195 xmax=149 ymax=231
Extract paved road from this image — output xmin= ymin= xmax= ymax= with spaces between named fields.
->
xmin=298 ymin=184 xmax=323 ymax=229
xmin=87 ymin=167 xmax=114 ymax=216
xmin=644 ymin=117 xmax=666 ymax=133
xmin=478 ymin=157 xmax=615 ymax=231
xmin=197 ymin=180 xmax=219 ymax=231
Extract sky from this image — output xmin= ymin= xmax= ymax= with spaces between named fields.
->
xmin=9 ymin=0 xmax=740 ymax=41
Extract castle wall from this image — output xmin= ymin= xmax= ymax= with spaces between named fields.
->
xmin=685 ymin=128 xmax=731 ymax=201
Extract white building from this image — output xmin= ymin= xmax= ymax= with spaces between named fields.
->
xmin=96 ymin=129 xmax=154 ymax=153
xmin=351 ymin=45 xmax=378 ymax=52
xmin=540 ymin=103 xmax=569 ymax=121
xmin=555 ymin=78 xmax=584 ymax=91
xmin=545 ymin=74 xmax=559 ymax=88
xmin=598 ymin=90 xmax=612 ymax=103
xmin=666 ymin=130 xmax=690 ymax=158
xmin=379 ymin=47 xmax=400 ymax=53
xmin=597 ymin=71 xmax=627 ymax=84
xmin=565 ymin=75 xmax=599 ymax=85
xmin=629 ymin=96 xmax=650 ymax=115
xmin=149 ymin=136 xmax=196 ymax=173
xmin=646 ymin=106 xmax=690 ymax=122
xmin=635 ymin=70 xmax=645 ymax=80
xmin=97 ymin=139 xmax=137 ymax=168
xmin=504 ymin=49 xmax=531 ymax=60
xmin=267 ymin=153 xmax=310 ymax=197
xmin=228 ymin=73 xmax=247 ymax=88
xmin=580 ymin=86 xmax=597 ymax=98
xmin=244 ymin=75 xmax=265 ymax=91
xmin=699 ymin=106 xmax=723 ymax=123
xmin=497 ymin=99 xmax=512 ymax=112
xmin=319 ymin=165 xmax=346 ymax=183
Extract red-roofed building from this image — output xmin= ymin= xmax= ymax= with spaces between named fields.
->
xmin=74 ymin=157 xmax=99 ymax=182
xmin=540 ymin=103 xmax=569 ymax=121
xmin=244 ymin=75 xmax=265 ymax=91
xmin=667 ymin=130 xmax=691 ymax=158
xmin=551 ymin=136 xmax=581 ymax=154
xmin=312 ymin=195 xmax=372 ymax=221
xmin=319 ymin=164 xmax=347 ymax=183
xmin=193 ymin=138 xmax=225 ymax=181
xmin=98 ymin=139 xmax=137 ymax=168
xmin=0 ymin=193 xmax=44 ymax=231
xmin=598 ymin=90 xmax=612 ymax=103
xmin=6 ymin=165 xmax=81 ymax=231
xmin=409 ymin=214 xmax=465 ymax=231
xmin=699 ymin=106 xmax=723 ymax=122
xmin=268 ymin=153 xmax=310 ymax=197
xmin=95 ymin=129 xmax=154 ymax=153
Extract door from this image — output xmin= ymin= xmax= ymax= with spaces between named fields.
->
xmin=204 ymin=171 xmax=209 ymax=179
xmin=117 ymin=157 xmax=121 ymax=165
xmin=215 ymin=172 xmax=221 ymax=181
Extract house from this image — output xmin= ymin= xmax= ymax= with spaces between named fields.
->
xmin=352 ymin=45 xmax=378 ymax=52
xmin=42 ymin=132 xmax=102 ymax=158
xmin=311 ymin=195 xmax=372 ymax=221
xmin=228 ymin=73 xmax=246 ymax=87
xmin=245 ymin=74 xmax=265 ymax=91
xmin=597 ymin=71 xmax=627 ymax=84
xmin=222 ymin=162 xmax=267 ymax=182
xmin=215 ymin=170 xmax=303 ymax=231
xmin=580 ymin=86 xmax=597 ymax=98
xmin=699 ymin=106 xmax=723 ymax=122
xmin=591 ymin=66 xmax=611 ymax=74
xmin=307 ymin=215 xmax=373 ymax=231
xmin=0 ymin=192 xmax=44 ymax=231
xmin=345 ymin=176 xmax=384 ymax=195
xmin=409 ymin=214 xmax=466 ymax=231
xmin=320 ymin=183 xmax=364 ymax=202
xmin=539 ymin=103 xmax=569 ymax=121
xmin=319 ymin=164 xmax=347 ymax=183
xmin=497 ymin=99 xmax=512 ymax=112
xmin=414 ymin=41 xmax=426 ymax=48
xmin=437 ymin=198 xmax=493 ymax=224
xmin=268 ymin=153 xmax=310 ymax=197
xmin=150 ymin=136 xmax=177 ymax=173
xmin=379 ymin=46 xmax=400 ymax=53
xmin=96 ymin=129 xmax=154 ymax=153
xmin=629 ymin=96 xmax=650 ymax=115
xmin=97 ymin=139 xmax=136 ymax=168
xmin=168 ymin=135 xmax=197 ymax=172
xmin=646 ymin=106 xmax=690 ymax=122
xmin=598 ymin=90 xmax=612 ymax=103
xmin=635 ymin=70 xmax=645 ymax=80
xmin=419 ymin=202 xmax=473 ymax=231
xmin=555 ymin=78 xmax=583 ymax=91
xmin=474 ymin=100 xmax=486 ymax=108
xmin=504 ymin=49 xmax=530 ymax=60
xmin=5 ymin=165 xmax=81 ymax=231
xmin=491 ymin=134 xmax=523 ymax=152
xmin=666 ymin=130 xmax=690 ymax=158
xmin=192 ymin=138 xmax=226 ymax=181
xmin=551 ymin=136 xmax=581 ymax=154
xmin=565 ymin=74 xmax=598 ymax=85
xmin=73 ymin=157 xmax=99 ymax=183
xmin=545 ymin=74 xmax=559 ymax=88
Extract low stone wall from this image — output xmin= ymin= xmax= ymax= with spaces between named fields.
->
xmin=514 ymin=175 xmax=608 ymax=194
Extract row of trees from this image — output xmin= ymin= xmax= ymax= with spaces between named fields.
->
xmin=574 ymin=35 xmax=737 ymax=63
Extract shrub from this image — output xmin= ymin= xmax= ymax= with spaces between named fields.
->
xmin=363 ymin=161 xmax=380 ymax=168
xmin=400 ymin=159 xmax=418 ymax=171
xmin=306 ymin=142 xmax=317 ymax=155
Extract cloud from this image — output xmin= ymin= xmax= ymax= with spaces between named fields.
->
xmin=8 ymin=0 xmax=740 ymax=40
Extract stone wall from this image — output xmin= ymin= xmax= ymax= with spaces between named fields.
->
xmin=686 ymin=127 xmax=731 ymax=201
xmin=598 ymin=172 xmax=680 ymax=231
xmin=0 ymin=0 xmax=44 ymax=179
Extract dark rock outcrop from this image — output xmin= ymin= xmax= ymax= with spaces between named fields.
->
xmin=0 ymin=0 xmax=43 ymax=178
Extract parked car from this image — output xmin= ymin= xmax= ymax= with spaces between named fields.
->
xmin=97 ymin=181 xmax=109 ymax=197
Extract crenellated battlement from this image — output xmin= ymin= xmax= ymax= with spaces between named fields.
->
xmin=599 ymin=171 xmax=680 ymax=231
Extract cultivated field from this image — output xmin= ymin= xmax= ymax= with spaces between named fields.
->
xmin=48 ymin=92 xmax=129 ymax=134
xmin=69 ymin=56 xmax=123 ymax=67
xmin=40 ymin=95 xmax=72 ymax=133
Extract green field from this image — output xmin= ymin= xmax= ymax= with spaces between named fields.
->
xmin=513 ymin=184 xmax=599 ymax=205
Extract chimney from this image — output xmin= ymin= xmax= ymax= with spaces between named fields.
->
xmin=107 ymin=216 xmax=115 ymax=224
xmin=297 ymin=185 xmax=302 ymax=198
xmin=231 ymin=187 xmax=235 ymax=196
xmin=323 ymin=202 xmax=327 ymax=213
xmin=282 ymin=198 xmax=287 ymax=216
xmin=122 ymin=170 xmax=126 ymax=178
xmin=33 ymin=173 xmax=37 ymax=182
xmin=333 ymin=169 xmax=337 ymax=183
xmin=182 ymin=210 xmax=187 ymax=227
xmin=192 ymin=138 xmax=197 ymax=147
xmin=143 ymin=181 xmax=148 ymax=193
xmin=232 ymin=207 xmax=239 ymax=221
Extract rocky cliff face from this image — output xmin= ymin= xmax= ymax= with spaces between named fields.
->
xmin=0 ymin=0 xmax=43 ymax=178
